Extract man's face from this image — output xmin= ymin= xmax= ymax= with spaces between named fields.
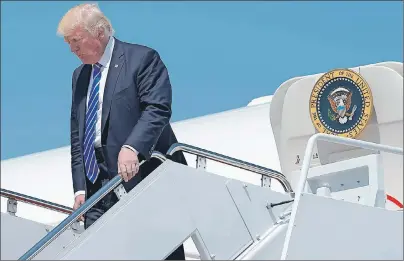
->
xmin=65 ymin=27 xmax=103 ymax=64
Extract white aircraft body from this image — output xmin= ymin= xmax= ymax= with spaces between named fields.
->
xmin=1 ymin=61 xmax=403 ymax=260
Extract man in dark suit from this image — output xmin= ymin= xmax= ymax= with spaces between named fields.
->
xmin=57 ymin=3 xmax=187 ymax=260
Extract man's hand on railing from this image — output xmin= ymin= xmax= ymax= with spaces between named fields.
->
xmin=117 ymin=146 xmax=140 ymax=182
xmin=73 ymin=194 xmax=85 ymax=221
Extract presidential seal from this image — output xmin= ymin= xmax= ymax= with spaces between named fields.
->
xmin=309 ymin=68 xmax=373 ymax=139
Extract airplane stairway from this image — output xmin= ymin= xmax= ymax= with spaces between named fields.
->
xmin=2 ymin=134 xmax=403 ymax=260
xmin=1 ymin=143 xmax=290 ymax=260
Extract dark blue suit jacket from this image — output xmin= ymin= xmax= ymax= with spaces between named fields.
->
xmin=70 ymin=38 xmax=187 ymax=194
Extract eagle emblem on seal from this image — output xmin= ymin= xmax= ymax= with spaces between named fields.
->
xmin=327 ymin=87 xmax=357 ymax=124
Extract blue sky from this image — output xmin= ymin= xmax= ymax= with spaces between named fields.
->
xmin=1 ymin=1 xmax=403 ymax=160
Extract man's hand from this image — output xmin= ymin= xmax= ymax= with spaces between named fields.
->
xmin=118 ymin=147 xmax=140 ymax=182
xmin=73 ymin=194 xmax=85 ymax=221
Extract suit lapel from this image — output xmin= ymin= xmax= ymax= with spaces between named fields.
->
xmin=78 ymin=65 xmax=92 ymax=146
xmin=102 ymin=39 xmax=125 ymax=134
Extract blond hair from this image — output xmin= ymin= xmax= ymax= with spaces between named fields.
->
xmin=57 ymin=3 xmax=114 ymax=37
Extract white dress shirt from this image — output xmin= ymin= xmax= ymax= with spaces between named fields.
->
xmin=90 ymin=36 xmax=114 ymax=148
xmin=75 ymin=36 xmax=137 ymax=198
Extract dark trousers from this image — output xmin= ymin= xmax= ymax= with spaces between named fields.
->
xmin=84 ymin=149 xmax=185 ymax=260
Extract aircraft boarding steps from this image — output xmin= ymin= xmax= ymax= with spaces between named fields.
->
xmin=1 ymin=134 xmax=403 ymax=260
xmin=1 ymin=142 xmax=290 ymax=260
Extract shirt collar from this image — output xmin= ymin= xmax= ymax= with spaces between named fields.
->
xmin=95 ymin=36 xmax=115 ymax=69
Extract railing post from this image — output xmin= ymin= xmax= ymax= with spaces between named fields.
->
xmin=196 ymin=156 xmax=207 ymax=170
xmin=7 ymin=198 xmax=18 ymax=216
xmin=261 ymin=175 xmax=271 ymax=188
xmin=113 ymin=184 xmax=127 ymax=199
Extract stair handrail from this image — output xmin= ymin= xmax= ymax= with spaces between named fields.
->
xmin=1 ymin=188 xmax=73 ymax=215
xmin=18 ymin=151 xmax=167 ymax=260
xmin=295 ymin=133 xmax=403 ymax=199
xmin=166 ymin=143 xmax=293 ymax=193
xmin=281 ymin=133 xmax=404 ymax=259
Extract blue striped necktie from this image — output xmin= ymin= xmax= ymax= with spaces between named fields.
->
xmin=83 ymin=63 xmax=102 ymax=183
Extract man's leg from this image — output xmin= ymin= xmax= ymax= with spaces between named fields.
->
xmin=84 ymin=150 xmax=118 ymax=229
xmin=84 ymin=177 xmax=119 ymax=229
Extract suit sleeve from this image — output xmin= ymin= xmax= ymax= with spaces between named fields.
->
xmin=71 ymin=71 xmax=86 ymax=193
xmin=124 ymin=49 xmax=172 ymax=160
